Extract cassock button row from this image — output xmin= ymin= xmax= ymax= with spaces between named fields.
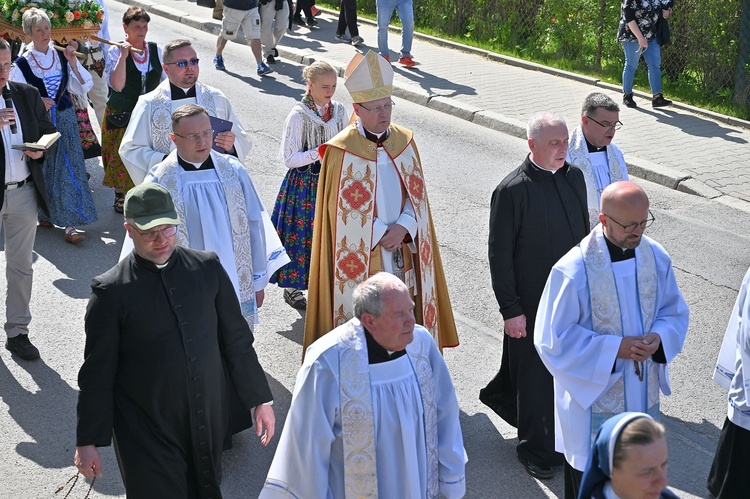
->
xmin=195 ymin=393 xmax=202 ymax=398
xmin=190 ymin=357 xmax=197 ymax=362
xmin=193 ymin=377 xmax=200 ymax=381
xmin=198 ymin=425 xmax=206 ymax=430
xmin=197 ymin=409 xmax=203 ymax=414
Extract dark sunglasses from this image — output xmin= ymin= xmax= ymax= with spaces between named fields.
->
xmin=165 ymin=58 xmax=200 ymax=68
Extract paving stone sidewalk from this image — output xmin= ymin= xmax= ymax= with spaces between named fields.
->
xmin=117 ymin=0 xmax=750 ymax=208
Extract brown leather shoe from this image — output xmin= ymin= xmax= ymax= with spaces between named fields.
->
xmin=64 ymin=227 xmax=84 ymax=244
xmin=38 ymin=220 xmax=53 ymax=228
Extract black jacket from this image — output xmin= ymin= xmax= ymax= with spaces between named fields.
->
xmin=1 ymin=81 xmax=56 ymax=216
xmin=77 ymin=247 xmax=273 ymax=498
xmin=488 ymin=155 xmax=589 ymax=320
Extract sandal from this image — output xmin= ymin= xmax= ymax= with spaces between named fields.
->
xmin=113 ymin=192 xmax=125 ymax=214
xmin=284 ymin=289 xmax=307 ymax=310
xmin=64 ymin=227 xmax=84 ymax=245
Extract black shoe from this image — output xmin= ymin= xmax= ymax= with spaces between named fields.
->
xmin=266 ymin=54 xmax=276 ymax=64
xmin=518 ymin=455 xmax=554 ymax=480
xmin=307 ymin=18 xmax=318 ymax=26
xmin=293 ymin=16 xmax=306 ymax=26
xmin=623 ymin=93 xmax=637 ymax=108
xmin=652 ymin=93 xmax=672 ymax=108
xmin=6 ymin=334 xmax=40 ymax=360
xmin=272 ymin=48 xmax=279 ymax=57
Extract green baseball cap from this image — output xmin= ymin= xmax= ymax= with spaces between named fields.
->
xmin=124 ymin=183 xmax=181 ymax=230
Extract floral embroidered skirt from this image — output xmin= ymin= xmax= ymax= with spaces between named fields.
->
xmin=101 ymin=105 xmax=134 ymax=193
xmin=39 ymin=106 xmax=98 ymax=227
xmin=270 ymin=166 xmax=318 ymax=289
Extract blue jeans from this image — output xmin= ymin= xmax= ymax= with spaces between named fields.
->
xmin=377 ymin=0 xmax=414 ymax=58
xmin=621 ymin=38 xmax=662 ymax=95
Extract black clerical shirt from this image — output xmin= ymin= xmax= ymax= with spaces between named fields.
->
xmin=365 ymin=329 xmax=406 ymax=364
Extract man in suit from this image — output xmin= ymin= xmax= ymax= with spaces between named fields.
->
xmin=0 ymin=38 xmax=56 ymax=361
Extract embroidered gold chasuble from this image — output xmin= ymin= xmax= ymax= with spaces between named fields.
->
xmin=304 ymin=124 xmax=458 ymax=354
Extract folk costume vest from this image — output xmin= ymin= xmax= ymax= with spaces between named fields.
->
xmin=581 ymin=225 xmax=660 ymax=442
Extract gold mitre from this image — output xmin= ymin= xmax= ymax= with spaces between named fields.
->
xmin=344 ymin=51 xmax=394 ymax=103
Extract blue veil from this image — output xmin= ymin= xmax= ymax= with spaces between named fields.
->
xmin=578 ymin=412 xmax=654 ymax=498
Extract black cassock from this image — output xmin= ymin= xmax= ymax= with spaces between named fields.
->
xmin=483 ymin=156 xmax=589 ymax=467
xmin=77 ymin=247 xmax=273 ymax=498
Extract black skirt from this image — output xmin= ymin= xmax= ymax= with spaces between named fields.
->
xmin=707 ymin=417 xmax=750 ymax=498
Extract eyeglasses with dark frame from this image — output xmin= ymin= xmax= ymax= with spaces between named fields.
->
xmin=586 ymin=115 xmax=623 ymax=131
xmin=358 ymin=101 xmax=395 ymax=113
xmin=131 ymin=225 xmax=178 ymax=242
xmin=603 ymin=210 xmax=655 ymax=233
xmin=164 ymin=58 xmax=200 ymax=68
xmin=174 ymin=128 xmax=214 ymax=142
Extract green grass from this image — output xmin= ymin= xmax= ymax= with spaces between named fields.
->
xmin=316 ymin=2 xmax=750 ymax=121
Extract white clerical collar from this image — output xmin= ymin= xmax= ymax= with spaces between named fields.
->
xmin=174 ymin=84 xmax=193 ymax=94
xmin=357 ymin=120 xmax=386 ymax=140
xmin=530 ymin=158 xmax=560 ymax=174
xmin=177 ymin=154 xmax=205 ymax=169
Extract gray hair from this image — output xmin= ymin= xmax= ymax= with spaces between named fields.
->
xmin=582 ymin=92 xmax=620 ymax=116
xmin=163 ymin=39 xmax=193 ymax=63
xmin=527 ymin=112 xmax=567 ymax=140
xmin=22 ymin=8 xmax=50 ymax=36
xmin=352 ymin=273 xmax=405 ymax=319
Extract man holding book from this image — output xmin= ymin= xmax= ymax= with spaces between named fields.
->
xmin=0 ymin=38 xmax=57 ymax=360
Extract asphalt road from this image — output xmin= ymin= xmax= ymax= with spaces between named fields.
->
xmin=0 ymin=3 xmax=748 ymax=497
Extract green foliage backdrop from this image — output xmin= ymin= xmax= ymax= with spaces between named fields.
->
xmin=353 ymin=0 xmax=750 ymax=118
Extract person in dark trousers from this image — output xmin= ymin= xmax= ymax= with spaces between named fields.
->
xmin=74 ymin=183 xmax=275 ymax=497
xmin=336 ymin=0 xmax=364 ymax=45
xmin=482 ymin=111 xmax=588 ymax=482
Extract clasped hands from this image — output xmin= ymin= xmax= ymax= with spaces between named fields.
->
xmin=617 ymin=332 xmax=661 ymax=362
xmin=379 ymin=223 xmax=408 ymax=253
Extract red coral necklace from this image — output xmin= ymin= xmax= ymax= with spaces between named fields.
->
xmin=30 ymin=49 xmax=55 ymax=71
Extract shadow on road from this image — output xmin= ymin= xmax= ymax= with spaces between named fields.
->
xmin=640 ymin=107 xmax=747 ymax=144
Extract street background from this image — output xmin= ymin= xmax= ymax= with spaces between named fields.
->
xmin=0 ymin=0 xmax=749 ymax=497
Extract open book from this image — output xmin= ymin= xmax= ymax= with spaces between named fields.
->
xmin=11 ymin=132 xmax=61 ymax=151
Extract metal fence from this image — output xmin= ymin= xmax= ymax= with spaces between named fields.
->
xmin=358 ymin=0 xmax=750 ymax=114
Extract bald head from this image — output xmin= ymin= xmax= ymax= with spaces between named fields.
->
xmin=599 ymin=181 xmax=651 ymax=249
xmin=600 ymin=181 xmax=649 ymax=214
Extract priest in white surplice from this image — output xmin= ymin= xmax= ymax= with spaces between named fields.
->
xmin=143 ymin=104 xmax=288 ymax=324
xmin=119 ymin=39 xmax=251 ymax=185
xmin=566 ymin=92 xmax=628 ymax=229
xmin=534 ymin=181 xmax=689 ymax=499
xmin=261 ymin=273 xmax=466 ymax=498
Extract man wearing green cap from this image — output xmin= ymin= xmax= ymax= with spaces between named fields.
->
xmin=74 ymin=183 xmax=275 ymax=497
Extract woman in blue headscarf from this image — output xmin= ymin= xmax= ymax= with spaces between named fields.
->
xmin=579 ymin=412 xmax=678 ymax=499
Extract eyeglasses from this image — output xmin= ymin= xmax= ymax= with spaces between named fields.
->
xmin=131 ymin=225 xmax=178 ymax=242
xmin=586 ymin=115 xmax=623 ymax=131
xmin=603 ymin=211 xmax=655 ymax=233
xmin=358 ymin=101 xmax=395 ymax=114
xmin=165 ymin=58 xmax=200 ymax=68
xmin=0 ymin=63 xmax=13 ymax=73
xmin=174 ymin=128 xmax=213 ymax=142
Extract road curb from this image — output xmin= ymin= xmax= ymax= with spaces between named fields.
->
xmin=113 ymin=0 xmax=724 ymax=203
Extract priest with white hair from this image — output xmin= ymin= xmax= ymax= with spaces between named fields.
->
xmin=261 ymin=272 xmax=466 ymax=498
